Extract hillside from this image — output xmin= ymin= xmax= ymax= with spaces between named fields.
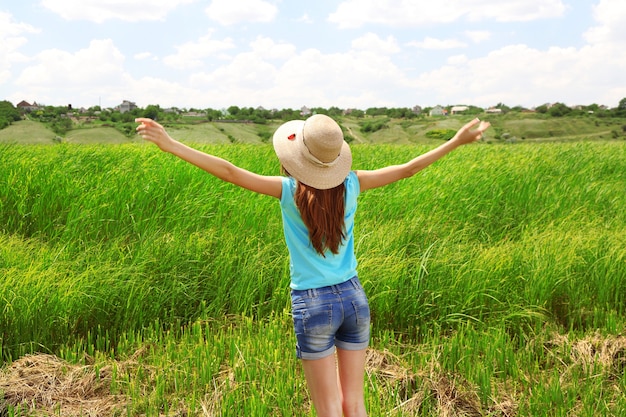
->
xmin=1 ymin=113 xmax=624 ymax=145
xmin=0 ymin=120 xmax=57 ymax=144
xmin=487 ymin=112 xmax=625 ymax=142
xmin=0 ymin=121 xmax=135 ymax=145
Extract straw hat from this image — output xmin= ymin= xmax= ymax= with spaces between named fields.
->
xmin=272 ymin=114 xmax=352 ymax=189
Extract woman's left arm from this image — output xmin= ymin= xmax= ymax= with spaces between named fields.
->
xmin=356 ymin=118 xmax=490 ymax=192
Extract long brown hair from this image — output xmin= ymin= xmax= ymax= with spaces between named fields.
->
xmin=295 ymin=181 xmax=346 ymax=256
xmin=282 ymin=167 xmax=347 ymax=256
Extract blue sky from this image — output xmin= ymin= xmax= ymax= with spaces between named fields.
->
xmin=1 ymin=0 xmax=625 ymax=110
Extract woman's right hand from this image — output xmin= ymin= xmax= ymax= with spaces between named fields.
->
xmin=451 ymin=118 xmax=491 ymax=145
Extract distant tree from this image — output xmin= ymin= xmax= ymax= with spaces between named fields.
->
xmin=311 ymin=107 xmax=329 ymax=115
xmin=51 ymin=117 xmax=72 ymax=135
xmin=206 ymin=108 xmax=222 ymax=121
xmin=257 ymin=126 xmax=272 ymax=143
xmin=252 ymin=107 xmax=272 ymax=121
xmin=366 ymin=107 xmax=388 ymax=116
xmin=466 ymin=105 xmax=484 ymax=116
xmin=162 ymin=111 xmax=181 ymax=123
xmin=143 ymin=104 xmax=161 ymax=120
xmin=548 ymin=103 xmax=572 ymax=117
xmin=227 ymin=106 xmax=241 ymax=117
xmin=495 ymin=102 xmax=511 ymax=113
xmin=350 ymin=109 xmax=365 ymax=118
xmin=616 ymin=98 xmax=626 ymax=117
xmin=360 ymin=117 xmax=389 ymax=133
xmin=239 ymin=107 xmax=253 ymax=118
xmin=121 ymin=111 xmax=136 ymax=123
xmin=274 ymin=108 xmax=301 ymax=121
xmin=386 ymin=107 xmax=412 ymax=118
xmin=0 ymin=101 xmax=21 ymax=129
xmin=327 ymin=106 xmax=343 ymax=117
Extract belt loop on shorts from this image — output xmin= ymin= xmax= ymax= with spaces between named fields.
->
xmin=350 ymin=276 xmax=359 ymax=289
xmin=307 ymin=288 xmax=318 ymax=298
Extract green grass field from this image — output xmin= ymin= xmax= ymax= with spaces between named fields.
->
xmin=1 ymin=125 xmax=625 ymax=415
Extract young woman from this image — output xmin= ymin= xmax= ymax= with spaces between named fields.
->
xmin=136 ymin=114 xmax=490 ymax=417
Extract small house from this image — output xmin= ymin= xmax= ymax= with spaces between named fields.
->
xmin=16 ymin=100 xmax=41 ymax=112
xmin=429 ymin=105 xmax=447 ymax=116
xmin=450 ymin=105 xmax=469 ymax=115
xmin=119 ymin=100 xmax=137 ymax=113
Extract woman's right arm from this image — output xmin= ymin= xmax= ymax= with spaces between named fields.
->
xmin=136 ymin=118 xmax=282 ymax=198
xmin=356 ymin=118 xmax=490 ymax=192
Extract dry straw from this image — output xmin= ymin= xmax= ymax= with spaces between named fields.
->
xmin=1 ymin=333 xmax=624 ymax=416
xmin=0 ymin=351 xmax=148 ymax=416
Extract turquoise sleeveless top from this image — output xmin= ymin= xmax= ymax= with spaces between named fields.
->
xmin=279 ymin=171 xmax=359 ymax=290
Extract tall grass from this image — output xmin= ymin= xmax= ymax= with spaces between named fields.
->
xmin=1 ymin=141 xmax=625 ymax=415
xmin=357 ymin=142 xmax=625 ymax=335
xmin=1 ymin=143 xmax=289 ymax=360
xmin=1 ymin=142 xmax=625 ymax=359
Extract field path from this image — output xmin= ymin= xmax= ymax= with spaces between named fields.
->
xmin=347 ymin=126 xmax=365 ymax=143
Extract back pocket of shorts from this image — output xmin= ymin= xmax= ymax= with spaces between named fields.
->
xmin=302 ymin=303 xmax=333 ymax=335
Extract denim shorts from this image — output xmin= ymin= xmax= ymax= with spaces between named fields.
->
xmin=291 ymin=276 xmax=371 ymax=360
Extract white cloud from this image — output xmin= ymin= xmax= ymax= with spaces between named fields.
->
xmin=328 ymin=0 xmax=566 ymax=28
xmin=464 ymin=30 xmax=491 ymax=43
xmin=583 ymin=0 xmax=626 ymax=45
xmin=296 ymin=13 xmax=313 ymax=24
xmin=447 ymin=55 xmax=469 ymax=65
xmin=5 ymin=1 xmax=622 ymax=111
xmin=0 ymin=36 xmax=31 ymax=67
xmin=180 ymin=40 xmax=413 ymax=109
xmin=400 ymin=0 xmax=626 ymax=109
xmin=352 ymin=33 xmax=401 ymax=55
xmin=205 ymin=0 xmax=277 ymax=25
xmin=328 ymin=0 xmax=459 ymax=29
xmin=40 ymin=0 xmax=194 ymax=23
xmin=0 ymin=12 xmax=40 ymax=82
xmin=125 ymin=76 xmax=200 ymax=108
xmin=134 ymin=52 xmax=156 ymax=60
xmin=271 ymin=48 xmax=411 ymax=108
xmin=183 ymin=37 xmax=296 ymax=106
xmin=465 ymin=0 xmax=567 ymax=22
xmin=0 ymin=11 xmax=40 ymax=38
xmin=413 ymin=41 xmax=626 ymax=108
xmin=249 ymin=36 xmax=296 ymax=59
xmin=407 ymin=37 xmax=467 ymax=50
xmin=14 ymin=39 xmax=130 ymax=106
xmin=191 ymin=52 xmax=278 ymax=93
xmin=163 ymin=31 xmax=235 ymax=70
